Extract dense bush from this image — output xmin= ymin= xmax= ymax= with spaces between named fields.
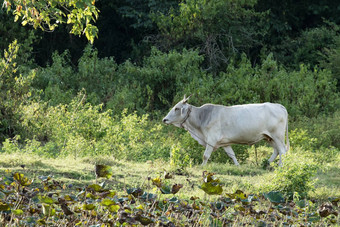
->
xmin=0 ymin=40 xmax=38 ymax=141
xmin=267 ymin=151 xmax=319 ymax=198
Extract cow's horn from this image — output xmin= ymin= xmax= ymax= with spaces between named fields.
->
xmin=183 ymin=94 xmax=192 ymax=103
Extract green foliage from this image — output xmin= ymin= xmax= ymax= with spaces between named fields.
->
xmin=184 ymin=53 xmax=339 ymax=118
xmin=268 ymin=152 xmax=319 ymax=199
xmin=0 ymin=40 xmax=37 ymax=141
xmin=307 ymin=111 xmax=340 ymax=149
xmin=15 ymin=92 xmax=171 ymax=161
xmin=4 ymin=0 xmax=99 ymax=43
xmin=289 ymin=129 xmax=318 ymax=150
xmin=119 ymin=47 xmax=205 ymax=111
xmin=271 ymin=24 xmax=340 ymax=70
xmin=1 ymin=169 xmax=338 ymax=225
xmin=169 ymin=143 xmax=192 ymax=169
xmin=322 ymin=35 xmax=340 ymax=90
xmin=154 ymin=0 xmax=267 ymax=71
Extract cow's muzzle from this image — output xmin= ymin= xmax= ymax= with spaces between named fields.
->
xmin=162 ymin=118 xmax=169 ymax=124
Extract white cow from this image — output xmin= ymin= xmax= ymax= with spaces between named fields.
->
xmin=162 ymin=95 xmax=289 ymax=166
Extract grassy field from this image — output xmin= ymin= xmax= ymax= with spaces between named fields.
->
xmin=1 ymin=152 xmax=339 ymax=199
xmin=0 ymin=152 xmax=339 ymax=226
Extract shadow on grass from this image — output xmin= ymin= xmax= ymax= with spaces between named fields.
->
xmin=202 ymin=163 xmax=268 ymax=177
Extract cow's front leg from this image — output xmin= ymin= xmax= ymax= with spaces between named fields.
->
xmin=202 ymin=145 xmax=214 ymax=166
xmin=223 ymin=146 xmax=240 ymax=166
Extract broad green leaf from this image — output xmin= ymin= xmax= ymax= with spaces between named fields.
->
xmin=12 ymin=209 xmax=24 ymax=215
xmin=82 ymin=203 xmax=96 ymax=210
xmin=101 ymin=198 xmax=116 ymax=206
xmin=160 ymin=185 xmax=171 ymax=194
xmin=39 ymin=196 xmax=55 ymax=204
xmin=201 ymin=182 xmax=223 ymax=195
xmin=95 ymin=164 xmax=112 ymax=179
xmin=107 ymin=204 xmax=120 ymax=213
xmin=87 ymin=184 xmax=103 ymax=192
xmin=86 ymin=192 xmax=98 ymax=200
xmin=263 ymin=191 xmax=285 ymax=204
xmin=0 ymin=202 xmax=10 ymax=211
xmin=235 ymin=204 xmax=246 ymax=212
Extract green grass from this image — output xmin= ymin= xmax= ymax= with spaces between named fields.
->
xmin=1 ymin=152 xmax=339 ymax=200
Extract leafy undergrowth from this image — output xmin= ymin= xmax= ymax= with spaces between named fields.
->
xmin=0 ymin=167 xmax=339 ymax=226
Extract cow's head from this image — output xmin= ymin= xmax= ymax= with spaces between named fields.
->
xmin=162 ymin=95 xmax=192 ymax=127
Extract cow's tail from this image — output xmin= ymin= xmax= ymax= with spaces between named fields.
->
xmin=285 ymin=116 xmax=290 ymax=153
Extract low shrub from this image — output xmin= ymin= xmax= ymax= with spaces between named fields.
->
xmin=267 ymin=151 xmax=319 ymax=199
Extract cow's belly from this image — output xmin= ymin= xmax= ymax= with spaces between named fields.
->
xmin=217 ymin=132 xmax=267 ymax=146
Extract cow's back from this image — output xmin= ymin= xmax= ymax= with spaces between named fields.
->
xmin=198 ymin=103 xmax=287 ymax=145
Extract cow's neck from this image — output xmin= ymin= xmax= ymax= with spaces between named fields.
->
xmin=182 ymin=105 xmax=206 ymax=146
xmin=182 ymin=105 xmax=202 ymax=132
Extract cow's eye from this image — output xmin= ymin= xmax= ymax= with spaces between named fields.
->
xmin=175 ymin=108 xmax=180 ymax=111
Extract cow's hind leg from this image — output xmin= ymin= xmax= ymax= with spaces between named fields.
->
xmin=223 ymin=146 xmax=240 ymax=166
xmin=269 ymin=138 xmax=286 ymax=166
xmin=202 ymin=146 xmax=214 ymax=166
